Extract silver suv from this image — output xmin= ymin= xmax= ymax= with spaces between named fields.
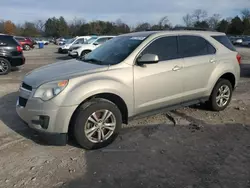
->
xmin=16 ymin=30 xmax=241 ymax=149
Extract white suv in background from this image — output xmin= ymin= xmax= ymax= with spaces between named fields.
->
xmin=58 ymin=36 xmax=92 ymax=53
xmin=68 ymin=36 xmax=115 ymax=57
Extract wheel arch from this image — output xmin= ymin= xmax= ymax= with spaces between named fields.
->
xmin=68 ymin=92 xmax=129 ymax=135
xmin=81 ymin=49 xmax=92 ymax=56
xmin=209 ymin=71 xmax=236 ymax=96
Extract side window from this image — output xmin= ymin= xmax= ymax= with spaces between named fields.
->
xmin=74 ymin=39 xmax=85 ymax=44
xmin=15 ymin=37 xmax=25 ymax=41
xmin=96 ymin=38 xmax=109 ymax=44
xmin=207 ymin=42 xmax=216 ymax=54
xmin=178 ymin=36 xmax=215 ymax=58
xmin=141 ymin=36 xmax=178 ymax=61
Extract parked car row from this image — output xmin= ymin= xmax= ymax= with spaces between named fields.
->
xmin=67 ymin=35 xmax=115 ymax=57
xmin=16 ymin=30 xmax=241 ymax=150
xmin=58 ymin=36 xmax=92 ymax=53
xmin=229 ymin=35 xmax=250 ymax=47
xmin=14 ymin=36 xmax=35 ymax=51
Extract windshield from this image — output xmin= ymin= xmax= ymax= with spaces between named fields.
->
xmin=85 ymin=37 xmax=98 ymax=44
xmin=65 ymin=38 xmax=76 ymax=44
xmin=82 ymin=36 xmax=146 ymax=65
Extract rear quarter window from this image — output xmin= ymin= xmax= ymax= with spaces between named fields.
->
xmin=212 ymin=35 xmax=236 ymax=52
xmin=0 ymin=35 xmax=19 ymax=46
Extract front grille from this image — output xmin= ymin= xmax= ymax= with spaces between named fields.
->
xmin=19 ymin=97 xmax=28 ymax=107
xmin=22 ymin=82 xmax=32 ymax=91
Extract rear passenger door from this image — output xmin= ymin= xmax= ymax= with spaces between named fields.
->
xmin=178 ymin=35 xmax=217 ymax=101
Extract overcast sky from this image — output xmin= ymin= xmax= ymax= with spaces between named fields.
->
xmin=1 ymin=0 xmax=250 ymax=26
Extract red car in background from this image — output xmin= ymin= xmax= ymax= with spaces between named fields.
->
xmin=14 ymin=36 xmax=34 ymax=51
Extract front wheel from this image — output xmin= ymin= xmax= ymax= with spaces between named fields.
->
xmin=73 ymin=98 xmax=122 ymax=150
xmin=207 ymin=79 xmax=233 ymax=111
xmin=80 ymin=50 xmax=91 ymax=57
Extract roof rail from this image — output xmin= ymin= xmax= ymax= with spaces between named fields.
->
xmin=172 ymin=27 xmax=215 ymax=32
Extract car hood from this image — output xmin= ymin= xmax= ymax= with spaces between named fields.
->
xmin=70 ymin=44 xmax=92 ymax=50
xmin=23 ymin=59 xmax=108 ymax=88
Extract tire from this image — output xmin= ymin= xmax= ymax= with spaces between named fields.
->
xmin=207 ymin=78 xmax=233 ymax=111
xmin=0 ymin=58 xmax=11 ymax=75
xmin=80 ymin=50 xmax=91 ymax=57
xmin=73 ymin=98 xmax=122 ymax=150
xmin=24 ymin=45 xmax=31 ymax=51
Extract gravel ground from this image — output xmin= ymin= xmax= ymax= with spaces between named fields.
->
xmin=0 ymin=45 xmax=250 ymax=188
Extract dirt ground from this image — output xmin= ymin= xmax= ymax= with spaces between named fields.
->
xmin=0 ymin=45 xmax=250 ymax=188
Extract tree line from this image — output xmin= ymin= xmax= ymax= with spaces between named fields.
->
xmin=0 ymin=9 xmax=249 ymax=37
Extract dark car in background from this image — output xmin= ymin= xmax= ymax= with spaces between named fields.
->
xmin=14 ymin=36 xmax=34 ymax=51
xmin=242 ymin=37 xmax=250 ymax=47
xmin=0 ymin=34 xmax=25 ymax=75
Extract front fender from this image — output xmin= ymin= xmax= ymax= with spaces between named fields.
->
xmin=55 ymin=77 xmax=134 ymax=116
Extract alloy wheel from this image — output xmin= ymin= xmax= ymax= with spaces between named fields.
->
xmin=0 ymin=60 xmax=8 ymax=73
xmin=216 ymin=85 xmax=231 ymax=107
xmin=84 ymin=109 xmax=116 ymax=143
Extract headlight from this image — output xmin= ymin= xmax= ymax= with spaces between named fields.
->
xmin=33 ymin=80 xmax=68 ymax=101
xmin=63 ymin=45 xmax=69 ymax=49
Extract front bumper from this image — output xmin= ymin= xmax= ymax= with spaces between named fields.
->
xmin=16 ymin=95 xmax=77 ymax=144
xmin=58 ymin=48 xmax=69 ymax=53
xmin=68 ymin=50 xmax=78 ymax=57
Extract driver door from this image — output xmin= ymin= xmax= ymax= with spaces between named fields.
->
xmin=133 ymin=36 xmax=184 ymax=114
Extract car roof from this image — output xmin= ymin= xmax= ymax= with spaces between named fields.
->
xmin=97 ymin=36 xmax=116 ymax=38
xmin=121 ymin=30 xmax=225 ymax=38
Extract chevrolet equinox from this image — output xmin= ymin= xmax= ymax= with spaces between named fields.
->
xmin=16 ymin=31 xmax=241 ymax=149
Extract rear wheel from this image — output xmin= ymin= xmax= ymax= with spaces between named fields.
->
xmin=0 ymin=58 xmax=11 ymax=75
xmin=24 ymin=45 xmax=31 ymax=51
xmin=207 ymin=79 xmax=233 ymax=111
xmin=73 ymin=98 xmax=122 ymax=150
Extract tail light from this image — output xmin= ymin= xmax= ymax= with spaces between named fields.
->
xmin=236 ymin=53 xmax=241 ymax=64
xmin=17 ymin=46 xmax=23 ymax=52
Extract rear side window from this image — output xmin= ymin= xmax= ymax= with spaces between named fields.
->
xmin=0 ymin=35 xmax=19 ymax=45
xmin=96 ymin=38 xmax=109 ymax=44
xmin=141 ymin=36 xmax=178 ymax=61
xmin=212 ymin=35 xmax=236 ymax=52
xmin=15 ymin=37 xmax=25 ymax=41
xmin=178 ymin=36 xmax=216 ymax=58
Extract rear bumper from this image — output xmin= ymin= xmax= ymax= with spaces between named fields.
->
xmin=10 ymin=56 xmax=25 ymax=66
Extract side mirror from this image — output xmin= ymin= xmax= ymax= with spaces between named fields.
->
xmin=93 ymin=42 xmax=99 ymax=46
xmin=137 ymin=54 xmax=159 ymax=65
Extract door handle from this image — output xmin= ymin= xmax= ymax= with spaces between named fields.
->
xmin=209 ymin=58 xmax=216 ymax=63
xmin=172 ymin=66 xmax=182 ymax=71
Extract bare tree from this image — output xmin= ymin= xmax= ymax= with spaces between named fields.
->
xmin=208 ymin=14 xmax=221 ymax=29
xmin=192 ymin=9 xmax=208 ymax=22
xmin=34 ymin=20 xmax=45 ymax=32
xmin=68 ymin=17 xmax=85 ymax=36
xmin=183 ymin=14 xmax=194 ymax=27
xmin=158 ymin=16 xmax=171 ymax=29
xmin=241 ymin=9 xmax=250 ymax=19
